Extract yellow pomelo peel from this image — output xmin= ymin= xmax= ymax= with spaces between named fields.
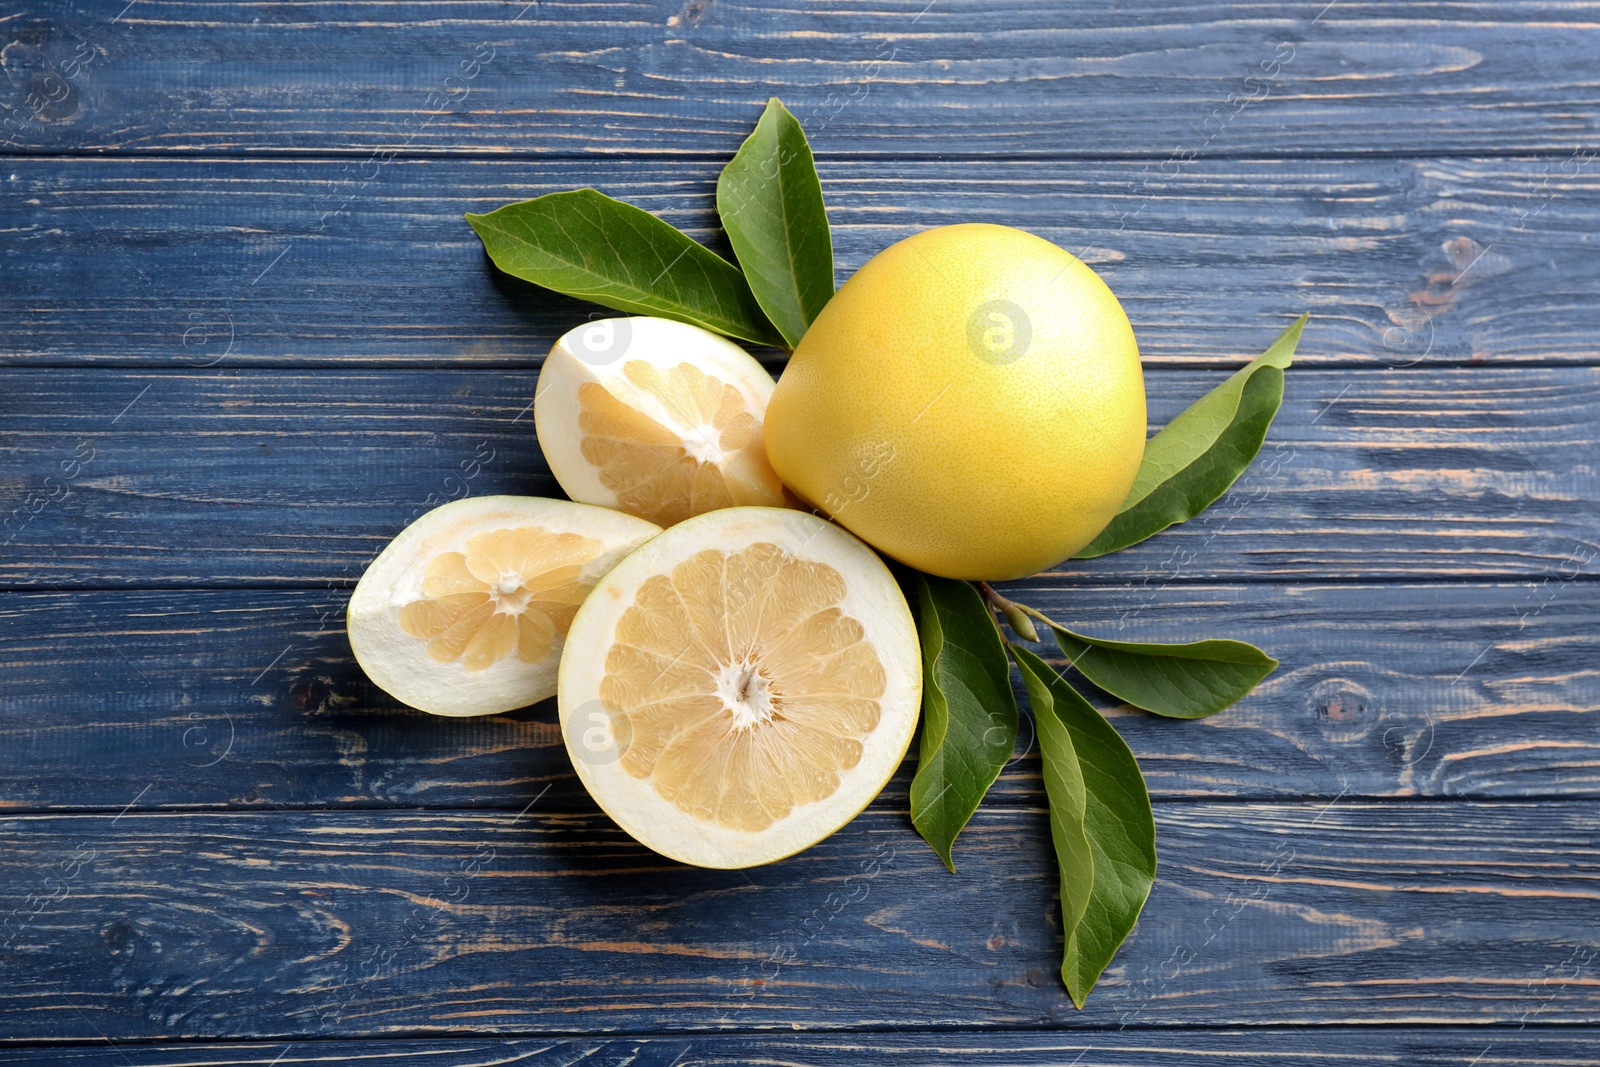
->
xmin=765 ymin=223 xmax=1146 ymax=580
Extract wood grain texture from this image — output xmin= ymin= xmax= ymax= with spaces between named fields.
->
xmin=3 ymin=156 xmax=1598 ymax=368
xmin=6 ymin=1030 xmax=1599 ymax=1065
xmin=0 ymin=803 xmax=1594 ymax=1039
xmin=3 ymin=1 xmax=1599 ymax=158
xmin=5 ymin=1 xmax=1596 ymax=1055
xmin=3 ymin=364 xmax=1597 ymax=586
xmin=2 ymin=580 xmax=1595 ymax=812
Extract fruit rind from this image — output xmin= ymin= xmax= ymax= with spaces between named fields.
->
xmin=764 ymin=223 xmax=1146 ymax=581
xmin=558 ymin=506 xmax=922 ymax=868
xmin=348 ymin=495 xmax=661 ymax=717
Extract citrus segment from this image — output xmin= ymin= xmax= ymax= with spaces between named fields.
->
xmin=395 ymin=526 xmax=595 ymax=671
xmin=348 ymin=496 xmax=660 ymax=716
xmin=559 ymin=507 xmax=920 ymax=867
xmin=536 ymin=316 xmax=793 ymax=527
xmin=602 ymin=544 xmax=885 ymax=832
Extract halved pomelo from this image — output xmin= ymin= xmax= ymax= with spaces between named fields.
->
xmin=348 ymin=496 xmax=660 ymax=716
xmin=558 ymin=506 xmax=921 ymax=867
xmin=534 ymin=316 xmax=794 ymax=528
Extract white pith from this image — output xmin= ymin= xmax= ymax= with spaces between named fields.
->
xmin=716 ymin=660 xmax=777 ymax=729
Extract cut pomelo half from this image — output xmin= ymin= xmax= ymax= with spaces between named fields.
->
xmin=535 ymin=316 xmax=794 ymax=528
xmin=558 ymin=506 xmax=921 ymax=868
xmin=348 ymin=496 xmax=660 ymax=717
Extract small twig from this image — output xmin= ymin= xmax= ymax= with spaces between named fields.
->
xmin=974 ymin=581 xmax=1042 ymax=642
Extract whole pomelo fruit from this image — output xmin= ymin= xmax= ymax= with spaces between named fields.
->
xmin=764 ymin=223 xmax=1147 ymax=581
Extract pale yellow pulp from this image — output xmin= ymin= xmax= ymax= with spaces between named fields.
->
xmin=598 ymin=542 xmax=886 ymax=832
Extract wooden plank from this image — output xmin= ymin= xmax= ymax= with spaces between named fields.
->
xmin=4 ymin=156 xmax=1598 ymax=368
xmin=4 ymin=2 xmax=1599 ymax=158
xmin=6 ymin=1030 xmax=1599 ymax=1065
xmin=0 ymin=803 xmax=1594 ymax=1039
xmin=3 ymin=364 xmax=1598 ymax=586
xmin=2 ymin=580 xmax=1595 ymax=811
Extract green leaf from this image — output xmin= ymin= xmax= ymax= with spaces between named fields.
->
xmin=716 ymin=98 xmax=835 ymax=349
xmin=1047 ymin=623 xmax=1277 ymax=720
xmin=1011 ymin=645 xmax=1156 ymax=1009
xmin=910 ymin=575 xmax=1019 ymax=872
xmin=1077 ymin=314 xmax=1307 ymax=558
xmin=465 ymin=189 xmax=782 ymax=347
xmin=1020 ymin=660 xmax=1096 ymax=988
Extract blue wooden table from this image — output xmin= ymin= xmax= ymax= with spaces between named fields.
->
xmin=3 ymin=2 xmax=1598 ymax=1063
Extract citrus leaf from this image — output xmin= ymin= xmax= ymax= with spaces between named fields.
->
xmin=909 ymin=575 xmax=1018 ymax=872
xmin=1047 ymin=623 xmax=1277 ymax=720
xmin=1014 ymin=652 xmax=1096 ymax=987
xmin=465 ymin=189 xmax=782 ymax=347
xmin=717 ymin=98 xmax=835 ymax=350
xmin=1077 ymin=314 xmax=1307 ymax=558
xmin=1011 ymin=645 xmax=1156 ymax=1009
